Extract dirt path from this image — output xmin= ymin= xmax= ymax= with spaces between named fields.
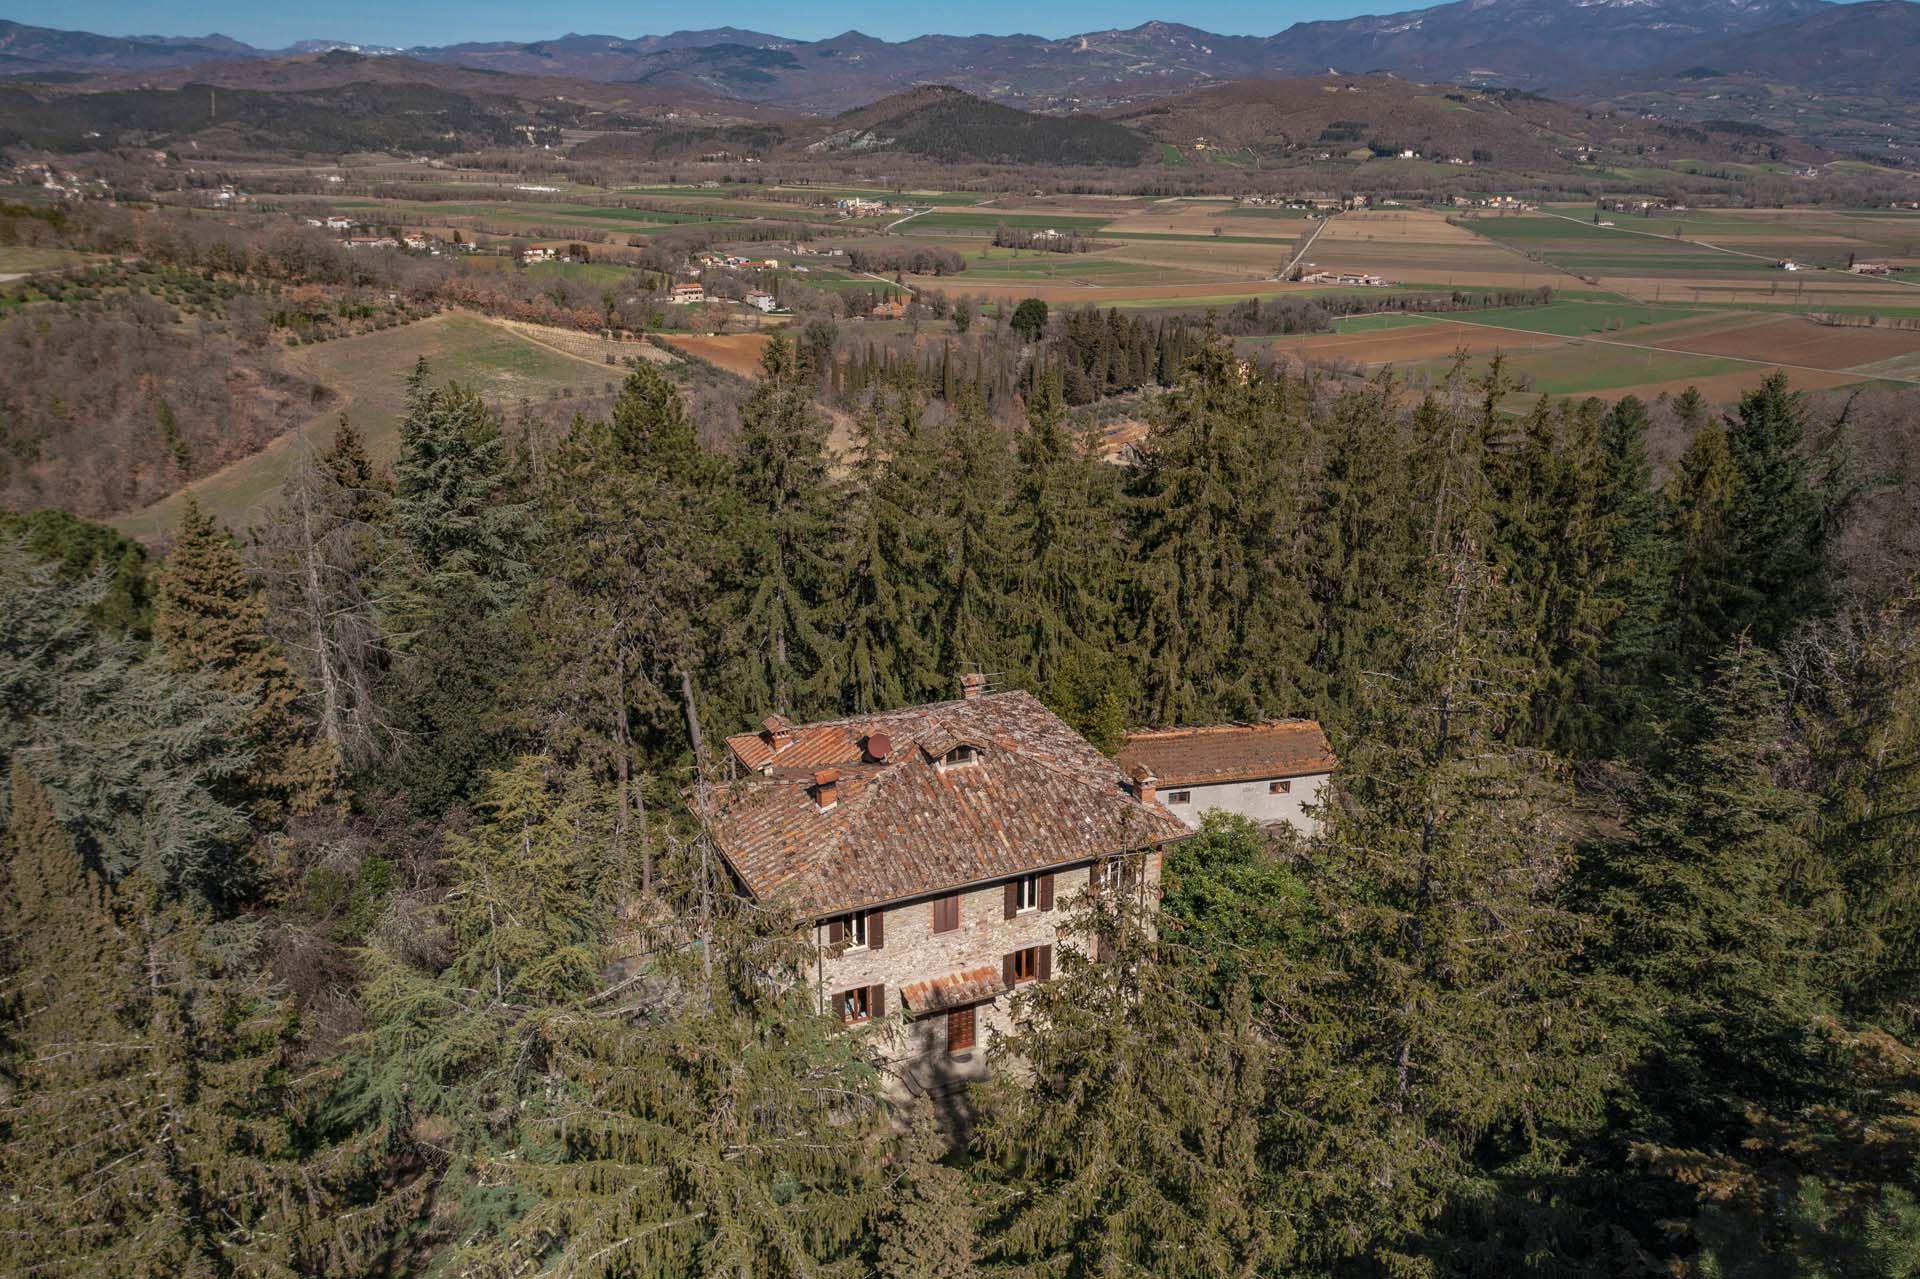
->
xmin=479 ymin=314 xmax=677 ymax=370
xmin=1282 ymin=216 xmax=1331 ymax=277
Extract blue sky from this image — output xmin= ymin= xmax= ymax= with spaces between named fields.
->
xmin=8 ymin=0 xmax=1409 ymax=48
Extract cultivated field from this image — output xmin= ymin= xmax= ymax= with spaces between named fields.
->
xmin=1304 ymin=210 xmax=1588 ymax=288
xmin=115 ymin=312 xmax=630 ymax=541
xmin=1256 ymin=304 xmax=1920 ymax=406
xmin=661 ymin=333 xmax=773 ymax=378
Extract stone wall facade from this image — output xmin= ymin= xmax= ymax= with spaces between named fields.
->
xmin=816 ymin=848 xmax=1163 ymax=1092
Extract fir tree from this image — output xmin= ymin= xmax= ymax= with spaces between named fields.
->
xmin=875 ymin=1112 xmax=980 ymax=1279
xmin=831 ymin=389 xmax=943 ymax=714
xmin=933 ymin=392 xmax=1016 ymax=680
xmin=1303 ymin=543 xmax=1617 ymax=1267
xmin=155 ymin=497 xmax=335 ymax=821
xmin=731 ymin=335 xmax=841 ymax=718
xmin=976 ymin=898 xmax=1290 ymax=1276
xmin=1582 ymin=395 xmax=1674 ymax=760
xmin=384 ymin=370 xmax=531 ymax=809
xmin=1131 ymin=335 xmax=1313 ymax=725
xmin=477 ymin=909 xmax=892 ymax=1279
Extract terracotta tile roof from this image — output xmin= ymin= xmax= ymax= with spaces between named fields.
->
xmin=709 ymin=691 xmax=1188 ymax=919
xmin=900 ymin=965 xmax=1006 ymax=1015
xmin=1117 ymin=720 xmax=1338 ymax=788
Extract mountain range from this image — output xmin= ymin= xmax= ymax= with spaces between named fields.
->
xmin=4 ymin=0 xmax=1917 ymax=109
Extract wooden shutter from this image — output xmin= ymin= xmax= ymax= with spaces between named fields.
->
xmin=947 ymin=1006 xmax=976 ymax=1053
xmin=1002 ymin=951 xmax=1016 ymax=988
xmin=931 ymin=895 xmax=957 ymax=933
xmin=867 ymin=908 xmax=885 ymax=951
xmin=1039 ymin=873 xmax=1055 ymax=912
xmin=869 ymin=983 xmax=885 ymax=1017
xmin=1003 ymin=881 xmax=1019 ymax=920
xmin=1038 ymin=944 xmax=1053 ymax=981
xmin=827 ymin=918 xmax=844 ymax=945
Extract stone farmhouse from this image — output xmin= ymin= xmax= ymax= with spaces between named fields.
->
xmin=704 ymin=674 xmax=1189 ymax=1093
xmin=1117 ymin=721 xmax=1337 ymax=834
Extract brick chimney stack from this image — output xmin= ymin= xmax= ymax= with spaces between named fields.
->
xmin=813 ymin=768 xmax=840 ymax=811
xmin=1130 ymin=763 xmax=1157 ymax=806
xmin=960 ymin=672 xmax=988 ymax=701
xmin=763 ymin=714 xmax=793 ymax=752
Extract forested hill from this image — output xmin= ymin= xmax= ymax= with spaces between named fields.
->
xmin=5 ymin=320 xmax=1920 ymax=1274
xmin=810 ymin=86 xmax=1154 ymax=167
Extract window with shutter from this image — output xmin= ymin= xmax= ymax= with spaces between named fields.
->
xmin=839 ymin=987 xmax=873 ymax=1023
xmin=931 ymin=894 xmax=959 ymax=933
xmin=1003 ymin=881 xmax=1018 ymax=920
xmin=827 ymin=918 xmax=843 ymax=945
xmin=1039 ymin=873 xmax=1055 ymax=912
xmin=1038 ymin=944 xmax=1052 ymax=981
xmin=1009 ymin=946 xmax=1039 ymax=985
xmin=867 ymin=908 xmax=885 ymax=950
xmin=868 ymin=983 xmax=885 ymax=1017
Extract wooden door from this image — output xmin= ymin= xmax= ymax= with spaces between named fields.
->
xmin=947 ymin=1005 xmax=977 ymax=1054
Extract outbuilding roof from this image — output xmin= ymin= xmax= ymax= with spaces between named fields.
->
xmin=1117 ymin=721 xmax=1338 ymax=788
xmin=707 ymin=689 xmax=1187 ymax=919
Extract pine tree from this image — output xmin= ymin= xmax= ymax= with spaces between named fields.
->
xmin=2 ymin=541 xmax=252 ymax=902
xmin=155 ymin=497 xmax=335 ymax=821
xmin=730 ymin=335 xmax=841 ymax=718
xmin=976 ymin=898 xmax=1291 ymax=1277
xmin=475 ymin=910 xmax=892 ymax=1279
xmin=831 ymin=390 xmax=943 ymax=714
xmin=875 ymin=1112 xmax=980 ymax=1279
xmin=1132 ymin=335 xmax=1313 ymax=725
xmin=0 ymin=763 xmax=411 ymax=1277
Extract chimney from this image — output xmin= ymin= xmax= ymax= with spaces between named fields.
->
xmin=813 ymin=768 xmax=840 ymax=811
xmin=960 ymin=672 xmax=988 ymax=701
xmin=763 ymin=714 xmax=793 ymax=752
xmin=1130 ymin=763 xmax=1157 ymax=806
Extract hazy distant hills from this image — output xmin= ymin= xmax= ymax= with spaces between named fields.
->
xmin=3 ymin=0 xmax=1917 ymax=109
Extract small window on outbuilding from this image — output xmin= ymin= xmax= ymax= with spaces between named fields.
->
xmin=1269 ymin=779 xmax=1292 ymax=795
xmin=942 ymin=744 xmax=982 ymax=769
xmin=1167 ymin=789 xmax=1191 ymax=804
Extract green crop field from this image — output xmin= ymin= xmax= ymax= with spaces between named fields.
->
xmin=911 ymin=211 xmax=1112 ymax=232
xmin=1446 ymin=299 xmax=1705 ymax=336
xmin=114 ymin=313 xmax=618 ymax=542
xmin=1332 ymin=313 xmax=1442 ymax=332
xmin=1103 ymin=230 xmax=1301 ymax=245
xmin=1221 ymin=207 xmax=1312 ymax=220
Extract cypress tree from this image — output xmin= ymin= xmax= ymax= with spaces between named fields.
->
xmin=155 ymin=498 xmax=335 ymax=821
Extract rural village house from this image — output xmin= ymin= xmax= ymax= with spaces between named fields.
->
xmin=1118 ymin=720 xmax=1337 ymax=833
xmin=704 ymin=674 xmax=1189 ymax=1094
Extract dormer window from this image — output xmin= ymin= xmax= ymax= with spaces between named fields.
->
xmin=942 ymin=744 xmax=982 ymax=769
